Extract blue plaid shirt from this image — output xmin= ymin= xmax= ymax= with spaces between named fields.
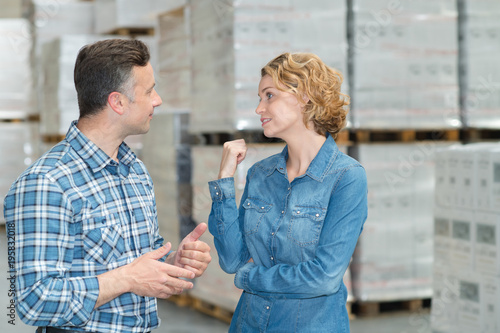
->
xmin=4 ymin=121 xmax=164 ymax=333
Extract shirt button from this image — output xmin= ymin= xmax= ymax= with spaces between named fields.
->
xmin=281 ymin=211 xmax=285 ymax=214
xmin=270 ymin=256 xmax=274 ymax=260
xmin=297 ymin=211 xmax=301 ymax=214
xmin=316 ymin=213 xmax=319 ymax=217
xmin=215 ymin=192 xmax=219 ymax=195
xmin=247 ymin=202 xmax=250 ymax=206
xmin=266 ymin=306 xmax=270 ymax=310
xmin=271 ymin=232 xmax=274 ymax=236
xmin=261 ymin=206 xmax=264 ymax=209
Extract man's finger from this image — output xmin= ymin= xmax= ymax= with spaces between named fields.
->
xmin=147 ymin=242 xmax=172 ymax=260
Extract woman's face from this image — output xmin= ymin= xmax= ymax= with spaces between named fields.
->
xmin=256 ymin=75 xmax=307 ymax=140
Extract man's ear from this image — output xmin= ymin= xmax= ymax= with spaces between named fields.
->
xmin=108 ymin=92 xmax=126 ymax=115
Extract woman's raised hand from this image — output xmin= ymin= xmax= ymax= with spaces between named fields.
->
xmin=218 ymin=139 xmax=247 ymax=179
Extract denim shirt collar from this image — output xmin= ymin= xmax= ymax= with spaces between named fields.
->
xmin=270 ymin=133 xmax=339 ymax=182
xmin=66 ymin=120 xmax=137 ymax=176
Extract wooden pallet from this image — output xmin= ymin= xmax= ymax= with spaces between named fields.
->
xmin=0 ymin=114 xmax=40 ymax=122
xmin=167 ymin=293 xmax=193 ymax=308
xmin=109 ymin=27 xmax=155 ymax=37
xmin=353 ymin=298 xmax=431 ymax=317
xmin=461 ymin=128 xmax=500 ymax=142
xmin=190 ymin=129 xmax=351 ymax=146
xmin=351 ymin=129 xmax=460 ymax=143
xmin=41 ymin=134 xmax=66 ymax=143
xmin=190 ymin=297 xmax=234 ymax=324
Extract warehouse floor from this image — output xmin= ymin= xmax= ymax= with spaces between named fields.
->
xmin=0 ymin=228 xmax=431 ymax=333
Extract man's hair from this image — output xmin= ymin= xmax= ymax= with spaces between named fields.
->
xmin=74 ymin=39 xmax=150 ymax=118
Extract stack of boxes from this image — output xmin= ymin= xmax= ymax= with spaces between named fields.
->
xmin=462 ymin=0 xmax=500 ymax=128
xmin=0 ymin=18 xmax=39 ymax=224
xmin=94 ymin=0 xmax=186 ymax=34
xmin=431 ymin=143 xmax=500 ymax=333
xmin=156 ymin=6 xmax=191 ymax=112
xmin=351 ymin=0 xmax=460 ymax=128
xmin=349 ymin=142 xmax=455 ymax=302
xmin=189 ymin=0 xmax=348 ymax=133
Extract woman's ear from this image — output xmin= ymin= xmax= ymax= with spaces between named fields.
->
xmin=108 ymin=92 xmax=126 ymax=115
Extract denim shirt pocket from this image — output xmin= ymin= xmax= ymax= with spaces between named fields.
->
xmin=288 ymin=205 xmax=326 ymax=247
xmin=242 ymin=197 xmax=272 ymax=235
xmin=82 ymin=213 xmax=125 ymax=266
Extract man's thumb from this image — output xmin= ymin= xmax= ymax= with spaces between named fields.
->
xmin=148 ymin=242 xmax=172 ymax=260
xmin=185 ymin=223 xmax=207 ymax=243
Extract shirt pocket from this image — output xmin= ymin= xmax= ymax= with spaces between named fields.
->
xmin=242 ymin=197 xmax=272 ymax=235
xmin=288 ymin=205 xmax=326 ymax=247
xmin=82 ymin=213 xmax=125 ymax=266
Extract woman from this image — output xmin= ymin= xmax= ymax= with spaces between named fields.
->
xmin=207 ymin=52 xmax=367 ymax=332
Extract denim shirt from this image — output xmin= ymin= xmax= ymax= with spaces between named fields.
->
xmin=208 ymin=134 xmax=368 ymax=333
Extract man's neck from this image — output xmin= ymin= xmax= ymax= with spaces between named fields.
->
xmin=76 ymin=116 xmax=124 ymax=162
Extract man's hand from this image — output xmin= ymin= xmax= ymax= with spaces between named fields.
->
xmin=170 ymin=223 xmax=211 ymax=277
xmin=95 ymin=243 xmax=196 ymax=309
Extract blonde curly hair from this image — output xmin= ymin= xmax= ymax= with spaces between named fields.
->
xmin=261 ymin=52 xmax=349 ymax=138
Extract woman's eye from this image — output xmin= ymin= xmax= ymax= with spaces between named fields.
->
xmin=266 ymin=93 xmax=273 ymax=99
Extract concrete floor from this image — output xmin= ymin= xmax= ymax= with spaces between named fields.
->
xmin=0 ymin=228 xmax=431 ymax=332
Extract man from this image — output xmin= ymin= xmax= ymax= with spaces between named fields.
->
xmin=3 ymin=39 xmax=211 ymax=333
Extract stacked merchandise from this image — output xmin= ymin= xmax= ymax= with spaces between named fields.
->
xmin=431 ymin=143 xmax=500 ymax=333
xmin=28 ymin=0 xmax=95 ymax=114
xmin=461 ymin=0 xmax=500 ymax=128
xmin=0 ymin=18 xmax=33 ymax=118
xmin=94 ymin=0 xmax=186 ymax=34
xmin=0 ymin=0 xmax=28 ymax=18
xmin=0 ymin=122 xmax=40 ymax=224
xmin=191 ymin=144 xmax=356 ymax=312
xmin=41 ymin=35 xmax=129 ymax=136
xmin=156 ymin=6 xmax=191 ymax=112
xmin=349 ymin=142 xmax=456 ymax=302
xmin=141 ymin=111 xmax=191 ymax=250
xmin=189 ymin=0 xmax=348 ymax=133
xmin=351 ymin=0 xmax=460 ymax=128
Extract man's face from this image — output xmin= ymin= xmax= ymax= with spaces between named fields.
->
xmin=122 ymin=62 xmax=162 ymax=136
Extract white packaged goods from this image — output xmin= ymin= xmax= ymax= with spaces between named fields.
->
xmin=29 ymin=0 xmax=95 ymax=114
xmin=189 ymin=0 xmax=349 ymax=133
xmin=94 ymin=0 xmax=186 ymax=34
xmin=0 ymin=19 xmax=32 ymax=117
xmin=462 ymin=1 xmax=500 ymax=129
xmin=350 ymin=142 xmax=456 ymax=302
xmin=41 ymin=35 xmax=128 ymax=135
xmin=432 ymin=143 xmax=500 ymax=333
xmin=156 ymin=7 xmax=191 ymax=111
xmin=0 ymin=0 xmax=25 ymax=18
xmin=0 ymin=122 xmax=40 ymax=223
xmin=191 ymin=143 xmax=354 ymax=310
xmin=351 ymin=1 xmax=460 ymax=129
xmin=140 ymin=110 xmax=193 ymax=250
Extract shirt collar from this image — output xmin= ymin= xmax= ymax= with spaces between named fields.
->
xmin=66 ymin=120 xmax=137 ymax=175
xmin=270 ymin=133 xmax=339 ymax=182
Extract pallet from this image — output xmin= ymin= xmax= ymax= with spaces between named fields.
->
xmin=351 ymin=129 xmax=460 ymax=143
xmin=461 ymin=128 xmax=500 ymax=142
xmin=191 ymin=129 xmax=351 ymax=146
xmin=0 ymin=114 xmax=40 ymax=122
xmin=190 ymin=297 xmax=234 ymax=324
xmin=167 ymin=293 xmax=193 ymax=308
xmin=41 ymin=134 xmax=66 ymax=143
xmin=353 ymin=298 xmax=431 ymax=317
xmin=109 ymin=27 xmax=155 ymax=37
